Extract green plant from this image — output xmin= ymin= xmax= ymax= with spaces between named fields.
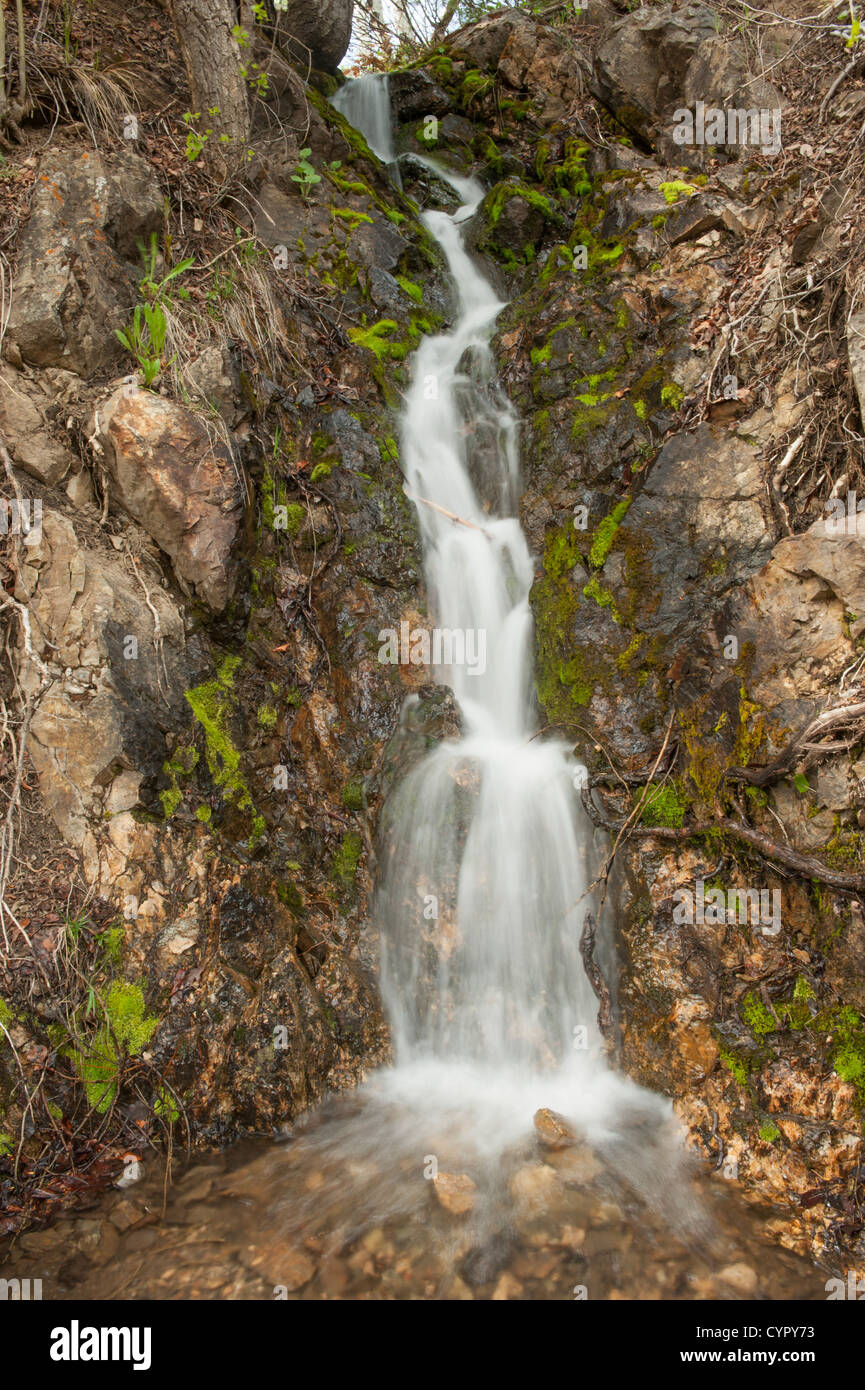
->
xmin=115 ymin=236 xmax=194 ymax=386
xmin=182 ymin=108 xmax=219 ymax=162
xmin=114 ymin=302 xmax=171 ymax=387
xmin=138 ymin=233 xmax=195 ymax=304
xmin=291 ymin=147 xmax=321 ymax=199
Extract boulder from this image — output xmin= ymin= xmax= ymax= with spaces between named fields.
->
xmin=591 ymin=4 xmax=783 ymax=162
xmin=274 ymin=0 xmax=354 ymax=71
xmin=92 ymin=386 xmax=245 ymax=613
xmin=5 ymin=150 xmax=162 ymax=375
xmin=387 ymin=69 xmax=450 ymax=122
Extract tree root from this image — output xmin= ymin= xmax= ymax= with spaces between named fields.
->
xmin=727 ymin=701 xmax=865 ymax=787
xmin=585 ymin=787 xmax=865 ymax=892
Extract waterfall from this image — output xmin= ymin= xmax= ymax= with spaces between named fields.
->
xmin=332 ymin=74 xmax=403 ymax=188
xmin=296 ymin=79 xmax=695 ymax=1205
xmin=335 ymin=76 xmax=620 ymax=1130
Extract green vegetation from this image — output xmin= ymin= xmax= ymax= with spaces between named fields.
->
xmin=74 ymin=982 xmax=158 ymax=1114
xmin=634 ymin=781 xmax=687 ymax=829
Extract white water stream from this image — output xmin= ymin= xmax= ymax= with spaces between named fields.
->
xmin=286 ymin=79 xmax=701 ymax=1228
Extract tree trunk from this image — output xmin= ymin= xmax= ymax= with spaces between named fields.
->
xmin=169 ymin=0 xmax=250 ymax=165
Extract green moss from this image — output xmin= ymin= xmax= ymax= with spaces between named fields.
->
xmin=100 ymin=925 xmax=124 ymax=965
xmin=348 ymin=318 xmax=406 ymax=361
xmin=341 ymin=779 xmax=365 ymax=812
xmin=160 ymin=744 xmax=199 ymax=820
xmin=185 ymin=655 xmax=264 ymax=844
xmin=257 ymin=703 xmax=278 ymax=729
xmin=661 ymin=381 xmax=684 ymax=410
xmin=582 ymin=573 xmax=621 ymax=621
xmin=75 ymin=981 xmax=158 ymax=1114
xmin=659 ymin=180 xmax=698 ymax=204
xmin=283 ymin=502 xmax=304 ymax=538
xmin=589 ymin=498 xmax=631 ymax=569
xmin=829 ymin=1005 xmax=865 ymax=1097
xmin=758 ymin=1119 xmax=780 ymax=1143
xmin=195 ymin=805 xmax=212 ymax=823
xmin=742 ymin=991 xmax=776 ymax=1038
xmin=823 ymin=827 xmax=865 ymax=870
xmin=543 ymin=523 xmax=581 ymax=580
xmin=331 ymin=832 xmax=362 ymax=887
xmin=635 ymin=780 xmax=686 ymax=828
xmin=717 ymin=1036 xmax=760 ymax=1087
xmin=485 ymin=179 xmax=558 ymax=230
xmin=332 ymin=207 xmax=373 ymax=229
xmin=396 ymin=274 xmax=424 ymax=303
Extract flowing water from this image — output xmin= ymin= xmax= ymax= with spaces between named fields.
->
xmin=2 ymin=78 xmax=832 ymax=1302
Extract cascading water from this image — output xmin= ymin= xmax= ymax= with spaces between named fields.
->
xmin=330 ymin=77 xmax=679 ymax=1160
xmin=332 ymin=74 xmax=403 ymax=188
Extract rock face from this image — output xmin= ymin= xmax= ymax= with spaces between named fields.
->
xmin=14 ymin=507 xmax=193 ymax=883
xmin=93 ymin=386 xmax=245 ymax=614
xmin=275 ymin=0 xmax=354 ymax=71
xmin=5 ymin=150 xmax=163 ymax=374
xmin=591 ymin=3 xmax=784 ymax=161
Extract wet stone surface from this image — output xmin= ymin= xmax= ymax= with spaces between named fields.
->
xmin=1 ymin=1100 xmax=831 ymax=1302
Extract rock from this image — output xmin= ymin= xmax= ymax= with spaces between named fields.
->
xmin=491 ymin=1271 xmax=524 ymax=1300
xmin=546 ymin=1145 xmax=603 ymax=1186
xmin=109 ymin=1199 xmax=146 ymax=1232
xmin=846 ymin=310 xmax=865 ymax=426
xmin=388 ymin=69 xmax=450 ymax=122
xmin=591 ymin=4 xmax=783 ymax=162
xmin=93 ymin=385 xmax=245 ymax=613
xmin=508 ymin=1162 xmax=561 ymax=1218
xmin=432 ymin=1171 xmax=477 ymax=1216
xmin=5 ymin=149 xmax=162 ymax=374
xmin=533 ymin=1107 xmax=576 ymax=1150
xmin=14 ymin=507 xmax=190 ymax=871
xmin=185 ymin=345 xmax=240 ymax=426
xmin=248 ymin=1241 xmax=316 ymax=1291
xmin=717 ymin=1261 xmax=758 ymax=1295
xmin=451 ymin=9 xmax=588 ymax=121
xmin=0 ymin=368 xmax=80 ymax=486
xmin=275 ymin=0 xmax=354 ymax=71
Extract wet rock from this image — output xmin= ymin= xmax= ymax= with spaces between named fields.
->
xmin=109 ymin=1199 xmax=147 ymax=1233
xmin=388 ymin=69 xmax=450 ymax=122
xmin=92 ymin=385 xmax=245 ymax=613
xmin=491 ymin=1271 xmax=524 ymax=1300
xmin=508 ymin=1162 xmax=561 ymax=1218
xmin=717 ymin=1261 xmax=758 ymax=1296
xmin=432 ymin=1171 xmax=477 ymax=1216
xmin=533 ymin=1107 xmax=576 ymax=1150
xmin=5 ymin=149 xmax=162 ymax=373
xmin=546 ymin=1146 xmax=603 ymax=1187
